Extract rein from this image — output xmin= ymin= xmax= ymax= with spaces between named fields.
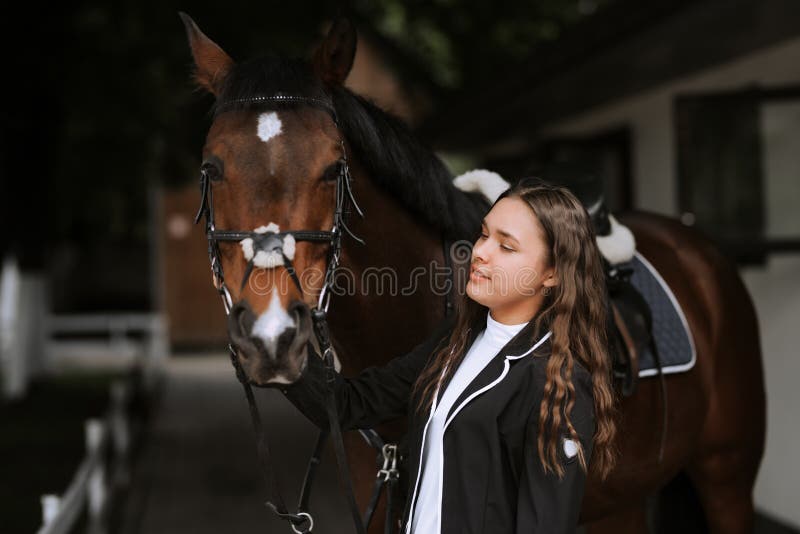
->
xmin=194 ymin=94 xmax=398 ymax=534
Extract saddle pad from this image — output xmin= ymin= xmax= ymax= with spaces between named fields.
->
xmin=623 ymin=252 xmax=696 ymax=377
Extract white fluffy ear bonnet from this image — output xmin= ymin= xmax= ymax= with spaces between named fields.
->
xmin=452 ymin=169 xmax=510 ymax=204
xmin=452 ymin=169 xmax=635 ymax=264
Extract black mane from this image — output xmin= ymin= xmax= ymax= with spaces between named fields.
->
xmin=212 ymin=55 xmax=488 ymax=242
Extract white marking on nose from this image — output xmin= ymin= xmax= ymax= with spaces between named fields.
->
xmin=255 ymin=223 xmax=280 ymax=234
xmin=251 ymin=289 xmax=295 ymax=357
xmin=239 ymin=222 xmax=296 ymax=269
xmin=257 ymin=112 xmax=282 ymax=143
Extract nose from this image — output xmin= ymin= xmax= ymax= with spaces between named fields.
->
xmin=472 ymin=236 xmax=489 ymax=265
xmin=252 ymin=289 xmax=296 ymax=357
xmin=227 ymin=296 xmax=313 ymax=385
xmin=228 ymin=290 xmax=295 ymax=360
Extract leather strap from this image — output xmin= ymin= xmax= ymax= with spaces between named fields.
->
xmin=227 ymin=346 xmax=313 ymax=531
xmin=313 ymin=308 xmax=368 ymax=534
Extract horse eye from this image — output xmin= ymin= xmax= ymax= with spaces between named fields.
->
xmin=201 ymin=161 xmax=222 ymax=182
xmin=321 ymin=160 xmax=343 ymax=182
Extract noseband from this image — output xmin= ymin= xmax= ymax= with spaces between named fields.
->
xmin=193 ymin=94 xmax=400 ymax=534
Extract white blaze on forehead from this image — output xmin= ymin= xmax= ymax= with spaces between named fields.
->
xmin=251 ymin=288 xmax=296 ymax=356
xmin=257 ymin=112 xmax=283 ymax=143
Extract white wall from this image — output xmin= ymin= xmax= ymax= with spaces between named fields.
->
xmin=742 ymin=254 xmax=800 ymax=526
xmin=541 ymin=36 xmax=800 ymax=216
xmin=761 ymin=102 xmax=800 ymax=239
xmin=541 ymin=37 xmax=800 ymax=527
xmin=747 ymin=101 xmax=800 ymax=525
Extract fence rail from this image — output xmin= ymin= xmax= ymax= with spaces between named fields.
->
xmin=45 ymin=312 xmax=168 ymax=391
xmin=36 ymin=381 xmax=133 ymax=534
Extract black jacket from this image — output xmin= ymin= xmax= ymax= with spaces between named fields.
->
xmin=281 ymin=314 xmax=595 ymax=534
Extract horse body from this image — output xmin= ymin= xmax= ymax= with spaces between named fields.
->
xmin=181 ymin=15 xmax=765 ymax=533
xmin=581 ymin=212 xmax=765 ymax=533
xmin=628 ymin=209 xmax=766 ymax=496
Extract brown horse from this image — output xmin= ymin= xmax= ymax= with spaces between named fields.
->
xmin=181 ymin=14 xmax=765 ymax=534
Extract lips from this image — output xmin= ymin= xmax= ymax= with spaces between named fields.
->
xmin=470 ymin=265 xmax=490 ymax=280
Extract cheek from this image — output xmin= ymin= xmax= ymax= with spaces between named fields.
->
xmin=504 ymin=255 xmax=549 ymax=292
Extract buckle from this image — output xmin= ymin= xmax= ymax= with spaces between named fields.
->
xmin=290 ymin=512 xmax=314 ymax=534
xmin=377 ymin=444 xmax=399 ymax=482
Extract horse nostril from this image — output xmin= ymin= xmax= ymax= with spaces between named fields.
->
xmin=250 ymin=335 xmax=270 ymax=358
xmin=287 ymin=300 xmax=312 ymax=353
xmin=228 ymin=302 xmax=257 ymax=358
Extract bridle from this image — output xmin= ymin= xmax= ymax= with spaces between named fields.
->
xmin=193 ymin=95 xmax=364 ymax=314
xmin=193 ymin=94 xmax=399 ymax=534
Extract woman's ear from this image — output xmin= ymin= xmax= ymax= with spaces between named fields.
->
xmin=542 ymin=270 xmax=559 ymax=288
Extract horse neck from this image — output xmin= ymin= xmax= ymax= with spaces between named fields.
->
xmin=330 ymin=160 xmax=450 ymax=372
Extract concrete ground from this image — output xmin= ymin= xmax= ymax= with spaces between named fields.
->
xmin=117 ymin=354 xmax=356 ymax=534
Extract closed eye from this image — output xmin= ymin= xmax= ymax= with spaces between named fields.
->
xmin=479 ymin=233 xmax=515 ymax=252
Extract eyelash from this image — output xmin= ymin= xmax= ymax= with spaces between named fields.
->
xmin=479 ymin=233 xmax=515 ymax=252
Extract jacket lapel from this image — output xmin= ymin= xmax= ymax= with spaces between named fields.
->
xmin=435 ymin=325 xmax=481 ymax=406
xmin=442 ymin=318 xmax=551 ymax=424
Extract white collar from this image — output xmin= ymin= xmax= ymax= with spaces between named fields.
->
xmin=484 ymin=310 xmax=528 ymax=348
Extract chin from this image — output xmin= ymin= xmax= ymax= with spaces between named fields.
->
xmin=466 ymin=281 xmax=492 ymax=307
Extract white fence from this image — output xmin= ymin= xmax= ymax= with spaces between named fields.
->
xmin=37 ymin=381 xmax=133 ymax=534
xmin=0 ymin=254 xmax=169 ymax=399
xmin=0 ymin=255 xmax=167 ymax=532
xmin=45 ymin=312 xmax=168 ymax=390
xmin=0 ymin=257 xmax=47 ymax=398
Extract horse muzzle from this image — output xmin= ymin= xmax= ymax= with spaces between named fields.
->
xmin=227 ymin=299 xmax=313 ymax=386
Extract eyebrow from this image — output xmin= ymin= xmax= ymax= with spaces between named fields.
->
xmin=481 ymin=219 xmax=520 ymax=243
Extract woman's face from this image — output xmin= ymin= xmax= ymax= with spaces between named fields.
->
xmin=466 ymin=197 xmax=557 ymax=318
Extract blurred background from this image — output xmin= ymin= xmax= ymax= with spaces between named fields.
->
xmin=1 ymin=0 xmax=798 ymax=532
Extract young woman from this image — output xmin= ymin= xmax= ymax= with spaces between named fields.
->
xmin=281 ymin=178 xmax=617 ymax=533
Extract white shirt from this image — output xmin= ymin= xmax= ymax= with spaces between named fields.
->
xmin=410 ymin=311 xmax=528 ymax=534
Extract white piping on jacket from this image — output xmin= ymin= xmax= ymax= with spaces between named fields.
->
xmin=405 ymin=366 xmax=446 ymax=534
xmin=406 ymin=330 xmax=552 ymax=534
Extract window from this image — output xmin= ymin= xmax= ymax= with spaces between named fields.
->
xmin=675 ymin=87 xmax=800 ymax=265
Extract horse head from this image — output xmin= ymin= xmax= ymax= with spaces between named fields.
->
xmin=181 ymin=13 xmax=361 ymax=386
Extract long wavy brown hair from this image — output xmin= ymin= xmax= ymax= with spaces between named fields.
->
xmin=411 ymin=178 xmax=617 ymax=479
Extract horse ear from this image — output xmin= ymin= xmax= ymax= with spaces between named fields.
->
xmin=312 ymin=18 xmax=357 ymax=87
xmin=179 ymin=12 xmax=234 ymax=96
